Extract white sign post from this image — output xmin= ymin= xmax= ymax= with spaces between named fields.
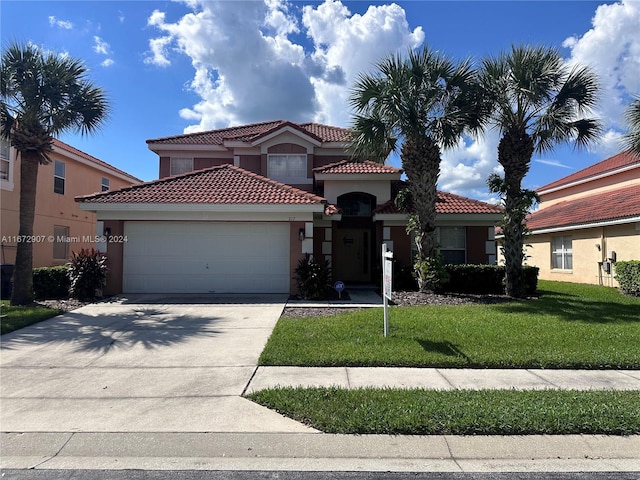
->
xmin=382 ymin=243 xmax=393 ymax=337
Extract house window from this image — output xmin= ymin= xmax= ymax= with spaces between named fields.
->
xmin=337 ymin=192 xmax=374 ymax=217
xmin=101 ymin=177 xmax=110 ymax=191
xmin=552 ymin=235 xmax=572 ymax=270
xmin=53 ymin=225 xmax=69 ymax=260
xmin=437 ymin=226 xmax=466 ymax=264
xmin=267 ymin=154 xmax=307 ymax=179
xmin=54 ymin=160 xmax=65 ymax=194
xmin=170 ymin=157 xmax=193 ymax=176
xmin=1 ymin=138 xmax=10 ymax=181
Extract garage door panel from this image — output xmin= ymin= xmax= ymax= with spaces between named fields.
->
xmin=123 ymin=222 xmax=290 ymax=293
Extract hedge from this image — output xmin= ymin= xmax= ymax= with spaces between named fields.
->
xmin=614 ymin=260 xmax=640 ymax=296
xmin=33 ymin=266 xmax=70 ymax=300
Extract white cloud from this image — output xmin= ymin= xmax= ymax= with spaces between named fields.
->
xmin=48 ymin=16 xmax=73 ymax=30
xmin=534 ymin=159 xmax=572 ymax=169
xmin=92 ymin=36 xmax=114 ymax=67
xmin=562 ymin=0 xmax=640 ymax=155
xmin=93 ymin=36 xmax=110 ymax=55
xmin=144 ymin=0 xmax=423 ymax=130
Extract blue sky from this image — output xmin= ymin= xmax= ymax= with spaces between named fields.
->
xmin=2 ymin=0 xmax=639 ymax=201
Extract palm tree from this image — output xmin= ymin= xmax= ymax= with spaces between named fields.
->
xmin=349 ymin=46 xmax=483 ymax=292
xmin=1 ymin=42 xmax=109 ymax=305
xmin=622 ymin=97 xmax=640 ymax=156
xmin=479 ymin=45 xmax=601 ymax=297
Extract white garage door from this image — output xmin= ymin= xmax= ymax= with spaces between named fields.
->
xmin=123 ymin=221 xmax=290 ymax=293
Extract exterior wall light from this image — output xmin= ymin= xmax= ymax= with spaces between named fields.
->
xmin=299 ymin=228 xmax=305 ymax=241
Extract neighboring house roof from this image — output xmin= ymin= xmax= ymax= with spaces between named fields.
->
xmin=527 ymin=183 xmax=640 ymax=232
xmin=146 ymin=120 xmax=350 ymax=146
xmin=76 ymin=164 xmax=327 ymax=206
xmin=313 ymin=159 xmax=402 ymax=175
xmin=374 ymin=190 xmax=504 ymax=215
xmin=537 ymin=150 xmax=640 ymax=193
xmin=52 ymin=138 xmax=141 ymax=183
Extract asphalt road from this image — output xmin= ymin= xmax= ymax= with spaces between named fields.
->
xmin=2 ymin=470 xmax=639 ymax=480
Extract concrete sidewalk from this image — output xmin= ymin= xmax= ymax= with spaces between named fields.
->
xmin=247 ymin=366 xmax=640 ymax=392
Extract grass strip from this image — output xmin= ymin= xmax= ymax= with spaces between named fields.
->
xmin=247 ymin=387 xmax=640 ymax=435
xmin=259 ymin=281 xmax=640 ymax=369
xmin=0 ymin=300 xmax=62 ymax=335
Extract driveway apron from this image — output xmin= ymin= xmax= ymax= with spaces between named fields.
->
xmin=0 ymin=294 xmax=314 ymax=433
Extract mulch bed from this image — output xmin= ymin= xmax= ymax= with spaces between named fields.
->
xmin=281 ymin=290 xmax=514 ymax=318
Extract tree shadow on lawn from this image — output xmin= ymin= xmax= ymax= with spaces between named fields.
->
xmin=493 ymin=288 xmax=640 ymax=324
xmin=0 ymin=306 xmax=224 ymax=354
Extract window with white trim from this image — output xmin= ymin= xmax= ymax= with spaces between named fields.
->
xmin=54 ymin=160 xmax=65 ymax=194
xmin=1 ymin=138 xmax=10 ymax=180
xmin=551 ymin=235 xmax=572 ymax=270
xmin=267 ymin=154 xmax=307 ymax=180
xmin=53 ymin=225 xmax=69 ymax=260
xmin=101 ymin=177 xmax=110 ymax=191
xmin=437 ymin=226 xmax=466 ymax=264
xmin=170 ymin=157 xmax=193 ymax=176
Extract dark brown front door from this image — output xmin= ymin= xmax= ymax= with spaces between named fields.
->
xmin=333 ymin=228 xmax=371 ymax=283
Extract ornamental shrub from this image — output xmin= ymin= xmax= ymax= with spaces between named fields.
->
xmin=33 ymin=266 xmax=70 ymax=300
xmin=295 ymin=254 xmax=331 ymax=300
xmin=614 ymin=260 xmax=640 ymax=296
xmin=68 ymin=248 xmax=108 ymax=300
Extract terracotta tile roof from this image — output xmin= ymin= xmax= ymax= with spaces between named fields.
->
xmin=146 ymin=120 xmax=350 ymax=145
xmin=52 ymin=139 xmax=141 ymax=182
xmin=314 ymin=159 xmax=402 ymax=175
xmin=527 ymin=184 xmax=640 ymax=231
xmin=537 ymin=150 xmax=640 ymax=192
xmin=374 ymin=190 xmax=504 ymax=215
xmin=77 ymin=164 xmax=326 ymax=206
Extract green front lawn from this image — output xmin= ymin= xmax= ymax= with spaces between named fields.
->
xmin=259 ymin=280 xmax=640 ymax=368
xmin=248 ymin=388 xmax=640 ymax=435
xmin=0 ymin=300 xmax=62 ymax=335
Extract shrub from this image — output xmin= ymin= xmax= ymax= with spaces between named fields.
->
xmin=614 ymin=260 xmax=640 ymax=296
xmin=295 ymin=254 xmax=331 ymax=300
xmin=33 ymin=266 xmax=70 ymax=300
xmin=68 ymin=248 xmax=108 ymax=300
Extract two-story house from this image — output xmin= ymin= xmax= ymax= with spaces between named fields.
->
xmin=1 ymin=138 xmax=140 ymax=270
xmin=525 ymin=150 xmax=640 ymax=287
xmin=77 ymin=120 xmax=503 ymax=295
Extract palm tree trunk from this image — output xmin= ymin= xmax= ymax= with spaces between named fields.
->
xmin=401 ymin=135 xmax=441 ymax=292
xmin=10 ymin=151 xmax=39 ymax=305
xmin=498 ymin=128 xmax=534 ymax=298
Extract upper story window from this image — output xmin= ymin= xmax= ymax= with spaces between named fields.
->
xmin=101 ymin=177 xmax=110 ymax=191
xmin=54 ymin=160 xmax=65 ymax=194
xmin=337 ymin=192 xmax=374 ymax=217
xmin=1 ymin=138 xmax=10 ymax=181
xmin=552 ymin=235 xmax=572 ymax=270
xmin=267 ymin=154 xmax=307 ymax=180
xmin=170 ymin=157 xmax=193 ymax=176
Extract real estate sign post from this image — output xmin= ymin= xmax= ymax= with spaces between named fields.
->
xmin=382 ymin=243 xmax=393 ymax=337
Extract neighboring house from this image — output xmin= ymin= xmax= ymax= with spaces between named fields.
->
xmin=524 ymin=150 xmax=640 ymax=287
xmin=77 ymin=120 xmax=503 ymax=295
xmin=1 ymin=138 xmax=140 ymax=268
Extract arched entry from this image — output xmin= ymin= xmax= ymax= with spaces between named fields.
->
xmin=333 ymin=192 xmax=376 ymax=283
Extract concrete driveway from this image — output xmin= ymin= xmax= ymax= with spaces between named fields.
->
xmin=0 ymin=294 xmax=314 ymax=434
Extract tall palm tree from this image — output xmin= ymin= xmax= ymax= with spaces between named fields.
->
xmin=349 ymin=46 xmax=483 ymax=292
xmin=1 ymin=42 xmax=109 ymax=305
xmin=622 ymin=97 xmax=640 ymax=156
xmin=479 ymin=45 xmax=601 ymax=297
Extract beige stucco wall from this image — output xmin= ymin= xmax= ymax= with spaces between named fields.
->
xmin=523 ymin=222 xmax=640 ymax=287
xmin=1 ymin=148 xmax=137 ymax=267
xmin=323 ymin=180 xmax=392 ymax=205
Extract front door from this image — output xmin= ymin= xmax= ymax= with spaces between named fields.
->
xmin=333 ymin=228 xmax=371 ymax=283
